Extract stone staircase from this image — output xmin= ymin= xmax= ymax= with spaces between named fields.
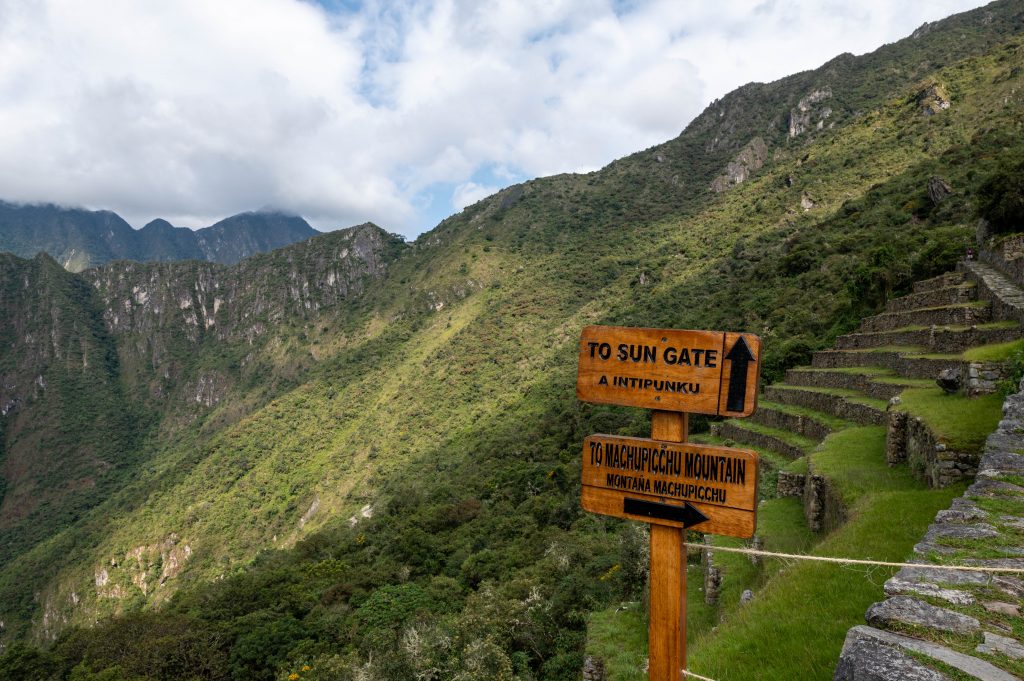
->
xmin=702 ymin=259 xmax=1024 ymax=679
xmin=713 ymin=267 xmax=1020 ymax=478
xmin=835 ymin=381 xmax=1024 ymax=681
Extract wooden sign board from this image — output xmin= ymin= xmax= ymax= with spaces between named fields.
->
xmin=576 ymin=325 xmax=761 ymax=417
xmin=581 ymin=434 xmax=758 ymax=539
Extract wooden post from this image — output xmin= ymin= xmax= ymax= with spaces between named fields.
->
xmin=649 ymin=410 xmax=688 ymax=681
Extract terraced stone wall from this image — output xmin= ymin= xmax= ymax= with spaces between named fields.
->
xmin=834 ymin=378 xmax=1024 ymax=680
xmin=979 ymin=233 xmax=1024 ymax=290
xmin=970 ymin=247 xmax=1024 ymax=325
xmin=803 ymin=472 xmax=846 ymax=534
xmin=886 ymin=410 xmax=978 ymax=487
xmin=777 ymin=471 xmax=806 ymax=497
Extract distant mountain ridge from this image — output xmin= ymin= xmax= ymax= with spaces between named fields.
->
xmin=1 ymin=1 xmax=1024 ymax=676
xmin=0 ymin=201 xmax=321 ymax=271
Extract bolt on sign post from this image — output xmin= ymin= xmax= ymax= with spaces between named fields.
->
xmin=576 ymin=325 xmax=762 ymax=681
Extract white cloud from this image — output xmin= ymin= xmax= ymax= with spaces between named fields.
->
xmin=0 ymin=0 xmax=987 ymax=237
xmin=452 ymin=181 xmax=500 ymax=211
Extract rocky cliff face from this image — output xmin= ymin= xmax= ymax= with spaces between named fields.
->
xmin=0 ymin=223 xmax=403 ymax=587
xmin=88 ymin=223 xmax=395 ymax=347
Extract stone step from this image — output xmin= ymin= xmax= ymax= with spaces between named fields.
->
xmin=834 ymin=322 xmax=1021 ymax=353
xmin=784 ymin=367 xmax=931 ymax=401
xmin=811 ymin=349 xmax=964 ymax=380
xmin=750 ymin=402 xmax=841 ymax=442
xmin=762 ymin=385 xmax=886 ymax=426
xmin=865 ymin=596 xmax=980 ymax=635
xmin=962 ymin=259 xmax=1024 ymax=326
xmin=885 ymin=283 xmax=976 ymax=313
xmin=912 ymin=271 xmax=966 ymax=294
xmin=836 ymin=626 xmax=1018 ymax=681
xmin=859 ymin=302 xmax=990 ymax=333
xmin=712 ymin=421 xmax=809 ymax=460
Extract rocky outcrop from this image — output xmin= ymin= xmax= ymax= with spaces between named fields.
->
xmin=927 ymin=177 xmax=953 ymax=205
xmin=788 ymin=88 xmax=833 ymax=137
xmin=710 ymin=137 xmax=769 ymax=192
xmin=915 ymin=82 xmax=951 ymax=116
xmin=88 ymin=223 xmax=398 ymax=345
xmin=83 ymin=224 xmax=403 ymax=403
xmin=582 ymin=656 xmax=606 ymax=681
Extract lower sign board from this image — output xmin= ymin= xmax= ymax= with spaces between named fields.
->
xmin=581 ymin=434 xmax=758 ymax=539
xmin=576 ymin=325 xmax=761 ymax=417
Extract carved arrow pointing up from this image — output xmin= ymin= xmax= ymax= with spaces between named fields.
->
xmin=725 ymin=336 xmax=755 ymax=413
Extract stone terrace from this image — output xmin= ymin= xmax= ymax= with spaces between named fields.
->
xmin=713 ymin=265 xmax=1022 ymax=495
xmin=835 ymin=379 xmax=1024 ymax=680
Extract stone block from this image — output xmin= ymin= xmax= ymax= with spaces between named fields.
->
xmin=865 ymin=596 xmax=979 ymax=635
xmin=837 ymin=626 xmax=1017 ymax=681
xmin=976 ymin=632 xmax=1024 ymax=660
xmin=834 ymin=627 xmax=952 ymax=681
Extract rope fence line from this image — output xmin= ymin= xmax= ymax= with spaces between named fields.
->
xmin=683 ymin=670 xmax=718 ymax=681
xmin=654 ymin=545 xmax=1024 ymax=681
xmin=684 ymin=543 xmax=1024 ymax=573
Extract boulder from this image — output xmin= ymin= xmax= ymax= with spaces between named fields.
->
xmin=936 ymin=367 xmax=961 ymax=394
xmin=927 ymin=177 xmax=954 ymax=205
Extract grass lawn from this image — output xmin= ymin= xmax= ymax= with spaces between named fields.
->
xmin=586 ymin=602 xmax=649 ymax=681
xmin=962 ymin=338 xmax=1024 ymax=362
xmin=897 ymin=388 xmax=1004 ymax=453
xmin=686 ymin=486 xmax=963 ymax=681
xmin=730 ymin=420 xmax=817 ymax=453
xmin=588 ymin=420 xmax=967 ymax=680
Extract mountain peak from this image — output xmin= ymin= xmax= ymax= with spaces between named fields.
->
xmin=0 ymin=203 xmax=324 ymax=270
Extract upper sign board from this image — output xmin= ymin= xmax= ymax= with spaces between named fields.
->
xmin=576 ymin=326 xmax=761 ymax=417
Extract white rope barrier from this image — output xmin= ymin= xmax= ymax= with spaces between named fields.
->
xmin=683 ymin=670 xmax=718 ymax=681
xmin=685 ymin=542 xmax=1024 ymax=573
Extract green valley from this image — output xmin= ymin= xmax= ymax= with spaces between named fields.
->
xmin=1 ymin=2 xmax=1024 ymax=679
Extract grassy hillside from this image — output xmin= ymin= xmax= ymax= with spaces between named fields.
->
xmin=1 ymin=2 xmax=1023 ymax=679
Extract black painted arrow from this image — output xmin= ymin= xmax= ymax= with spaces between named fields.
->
xmin=725 ymin=336 xmax=755 ymax=413
xmin=623 ymin=498 xmax=709 ymax=528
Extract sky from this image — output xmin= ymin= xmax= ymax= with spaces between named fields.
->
xmin=0 ymin=0 xmax=989 ymax=239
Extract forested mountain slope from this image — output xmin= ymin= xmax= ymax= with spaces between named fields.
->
xmin=1 ymin=2 xmax=1023 ymax=679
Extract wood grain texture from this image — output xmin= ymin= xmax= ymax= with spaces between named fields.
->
xmin=650 ymin=410 xmax=685 ymax=680
xmin=579 ymin=486 xmax=757 ymax=538
xmin=576 ymin=325 xmax=760 ymax=417
xmin=581 ymin=434 xmax=759 ymax=512
xmin=649 ymin=523 xmax=685 ymax=680
xmin=651 ymin=410 xmax=687 ymax=441
xmin=717 ymin=331 xmax=762 ymax=418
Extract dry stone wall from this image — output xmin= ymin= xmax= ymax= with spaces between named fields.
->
xmin=834 ymin=379 xmax=1024 ymax=680
xmin=964 ymin=257 xmax=1024 ymax=326
xmin=886 ymin=409 xmax=978 ymax=487
xmin=978 ymin=233 xmax=1024 ymax=292
xmin=763 ymin=386 xmax=884 ymax=426
xmin=777 ymin=470 xmax=806 ymax=497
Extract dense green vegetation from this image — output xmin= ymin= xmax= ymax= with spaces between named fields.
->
xmin=1 ymin=3 xmax=1024 ymax=679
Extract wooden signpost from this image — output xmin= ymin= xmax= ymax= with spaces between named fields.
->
xmin=576 ymin=325 xmax=762 ymax=681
